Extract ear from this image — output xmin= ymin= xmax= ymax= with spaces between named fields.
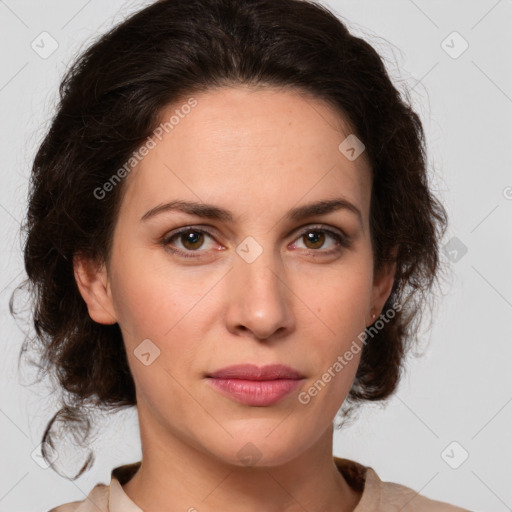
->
xmin=369 ymin=245 xmax=398 ymax=324
xmin=73 ymin=253 xmax=117 ymax=325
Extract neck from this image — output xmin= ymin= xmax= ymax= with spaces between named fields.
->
xmin=122 ymin=407 xmax=362 ymax=512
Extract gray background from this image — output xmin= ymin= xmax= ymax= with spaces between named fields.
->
xmin=1 ymin=1 xmax=511 ymax=511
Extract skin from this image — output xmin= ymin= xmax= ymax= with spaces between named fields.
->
xmin=74 ymin=85 xmax=396 ymax=512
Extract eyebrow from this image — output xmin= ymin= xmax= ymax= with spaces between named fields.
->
xmin=141 ymin=198 xmax=363 ymax=227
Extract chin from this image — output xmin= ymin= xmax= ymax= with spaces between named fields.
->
xmin=205 ymin=424 xmax=311 ymax=469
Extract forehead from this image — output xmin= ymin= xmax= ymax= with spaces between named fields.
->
xmin=120 ymin=86 xmax=372 ymax=225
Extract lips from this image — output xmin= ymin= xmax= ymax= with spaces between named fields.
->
xmin=207 ymin=363 xmax=304 ymax=380
xmin=206 ymin=364 xmax=305 ymax=406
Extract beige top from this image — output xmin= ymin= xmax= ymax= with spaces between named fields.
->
xmin=48 ymin=457 xmax=472 ymax=512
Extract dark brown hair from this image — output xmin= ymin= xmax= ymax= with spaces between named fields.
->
xmin=12 ymin=0 xmax=448 ymax=478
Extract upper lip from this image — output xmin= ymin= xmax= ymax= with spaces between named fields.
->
xmin=207 ymin=364 xmax=304 ymax=380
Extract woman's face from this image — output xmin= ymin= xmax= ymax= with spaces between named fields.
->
xmin=79 ymin=86 xmax=394 ymax=467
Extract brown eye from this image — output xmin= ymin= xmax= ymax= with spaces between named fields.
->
xmin=161 ymin=225 xmax=350 ymax=261
xmin=293 ymin=226 xmax=349 ymax=253
xmin=302 ymin=230 xmax=326 ymax=250
xmin=179 ymin=230 xmax=205 ymax=250
xmin=162 ymin=227 xmax=217 ymax=258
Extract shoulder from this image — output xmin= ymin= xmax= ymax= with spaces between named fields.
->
xmin=375 ymin=474 xmax=472 ymax=511
xmin=48 ymin=461 xmax=141 ymax=512
xmin=47 ymin=483 xmax=109 ymax=512
xmin=333 ymin=457 xmax=472 ymax=512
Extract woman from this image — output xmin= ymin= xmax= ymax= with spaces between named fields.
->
xmin=16 ymin=0 xmax=470 ymax=510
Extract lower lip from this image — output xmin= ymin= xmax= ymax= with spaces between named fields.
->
xmin=207 ymin=378 xmax=303 ymax=406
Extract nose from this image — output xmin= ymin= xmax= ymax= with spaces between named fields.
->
xmin=224 ymin=246 xmax=295 ymax=342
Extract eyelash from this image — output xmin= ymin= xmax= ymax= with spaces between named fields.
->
xmin=161 ymin=225 xmax=350 ymax=259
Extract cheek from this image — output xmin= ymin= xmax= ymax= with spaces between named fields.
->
xmin=109 ymin=263 xmax=206 ymax=408
xmin=292 ymin=266 xmax=370 ymax=398
xmin=108 ymin=244 xmax=206 ymax=340
xmin=302 ymin=266 xmax=372 ymax=341
xmin=296 ymin=281 xmax=366 ymax=415
xmin=107 ymin=248 xmax=216 ymax=403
